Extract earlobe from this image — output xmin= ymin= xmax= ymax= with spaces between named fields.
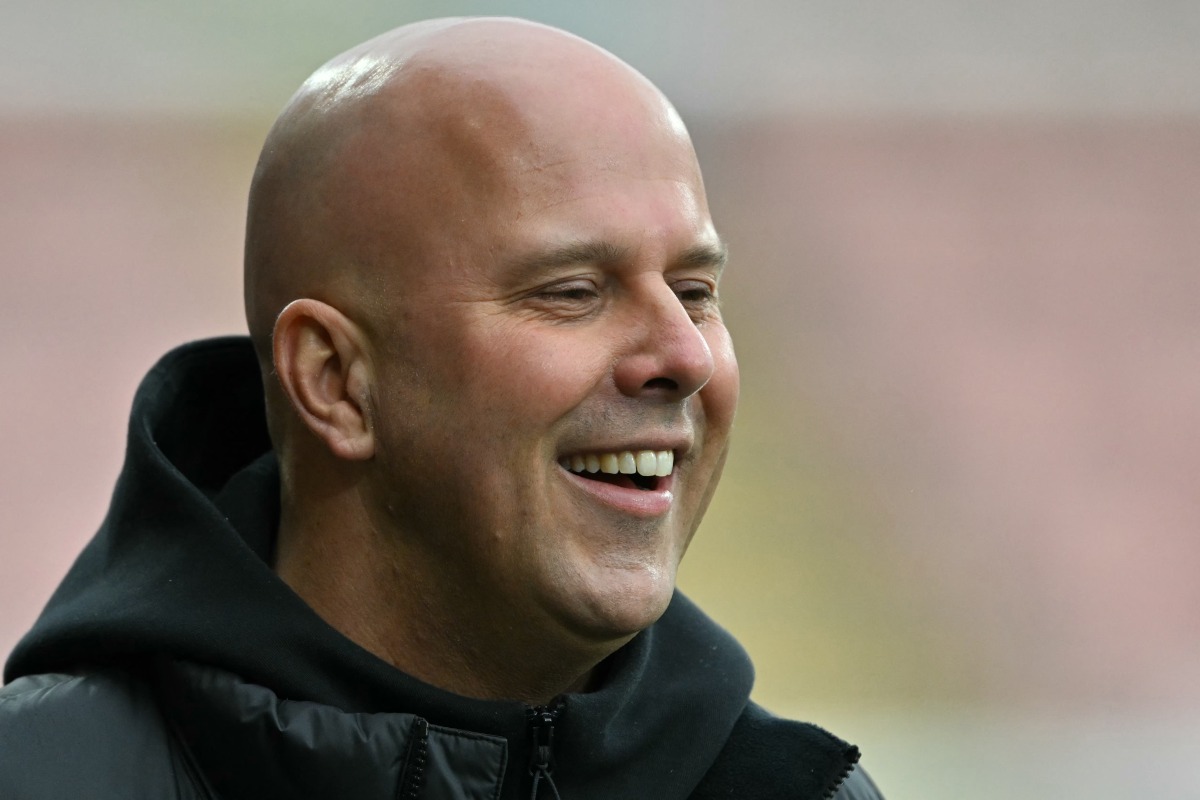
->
xmin=272 ymin=299 xmax=375 ymax=461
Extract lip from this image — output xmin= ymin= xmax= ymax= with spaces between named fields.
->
xmin=559 ymin=464 xmax=675 ymax=518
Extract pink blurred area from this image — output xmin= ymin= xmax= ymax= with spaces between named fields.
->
xmin=0 ymin=118 xmax=257 ymax=653
xmin=697 ymin=117 xmax=1200 ymax=708
xmin=2 ymin=112 xmax=1199 ymax=723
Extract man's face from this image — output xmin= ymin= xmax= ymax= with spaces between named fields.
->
xmin=355 ymin=68 xmax=738 ymax=643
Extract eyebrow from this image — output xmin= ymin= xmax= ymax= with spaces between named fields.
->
xmin=505 ymin=238 xmax=729 ymax=279
xmin=511 ymin=240 xmax=632 ymax=275
xmin=677 ymin=241 xmax=729 ymax=273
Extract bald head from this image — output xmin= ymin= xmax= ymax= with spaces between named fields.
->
xmin=244 ymin=17 xmax=696 ymax=367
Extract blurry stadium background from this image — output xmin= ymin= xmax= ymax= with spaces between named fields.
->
xmin=3 ymin=1 xmax=1198 ymax=795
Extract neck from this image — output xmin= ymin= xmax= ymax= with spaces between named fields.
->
xmin=273 ymin=472 xmax=621 ymax=705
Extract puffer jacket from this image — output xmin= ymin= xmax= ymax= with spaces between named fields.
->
xmin=0 ymin=338 xmax=883 ymax=799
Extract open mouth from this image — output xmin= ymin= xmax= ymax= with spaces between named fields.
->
xmin=559 ymin=449 xmax=673 ymax=492
xmin=580 ymin=470 xmax=660 ymax=491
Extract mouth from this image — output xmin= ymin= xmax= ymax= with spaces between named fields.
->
xmin=558 ymin=449 xmax=674 ymax=492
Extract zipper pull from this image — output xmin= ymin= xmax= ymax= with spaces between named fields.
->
xmin=527 ymin=704 xmax=559 ymax=774
xmin=527 ymin=704 xmax=564 ymax=800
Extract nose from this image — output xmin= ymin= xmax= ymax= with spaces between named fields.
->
xmin=613 ymin=282 xmax=715 ymax=401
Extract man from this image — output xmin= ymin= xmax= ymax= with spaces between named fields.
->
xmin=1 ymin=18 xmax=882 ymax=799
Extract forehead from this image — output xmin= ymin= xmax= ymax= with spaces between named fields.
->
xmin=505 ymin=169 xmax=717 ymax=274
xmin=326 ymin=34 xmax=714 ymax=291
xmin=397 ymin=51 xmax=702 ymax=189
xmin=472 ymin=64 xmax=710 ymax=241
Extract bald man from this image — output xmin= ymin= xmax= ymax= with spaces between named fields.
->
xmin=1 ymin=18 xmax=882 ymax=800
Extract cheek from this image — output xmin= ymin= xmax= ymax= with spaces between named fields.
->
xmin=702 ymin=328 xmax=740 ymax=427
xmin=461 ymin=329 xmax=606 ymax=424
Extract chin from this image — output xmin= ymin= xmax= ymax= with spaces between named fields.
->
xmin=560 ymin=566 xmax=677 ymax=643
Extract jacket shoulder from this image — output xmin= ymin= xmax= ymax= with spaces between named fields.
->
xmin=691 ymin=701 xmax=884 ymax=799
xmin=833 ymin=764 xmax=886 ymax=800
xmin=0 ymin=669 xmax=201 ymax=799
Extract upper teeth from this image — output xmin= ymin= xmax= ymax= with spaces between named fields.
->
xmin=562 ymin=450 xmax=674 ymax=477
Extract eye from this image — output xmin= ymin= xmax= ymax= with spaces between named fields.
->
xmin=672 ymin=279 xmax=717 ymax=305
xmin=542 ymin=281 xmax=600 ymax=302
xmin=671 ymin=278 xmax=721 ymax=325
xmin=515 ymin=278 xmax=605 ymax=322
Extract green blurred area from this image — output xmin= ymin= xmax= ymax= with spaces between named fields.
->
xmin=678 ymin=330 xmax=981 ymax=715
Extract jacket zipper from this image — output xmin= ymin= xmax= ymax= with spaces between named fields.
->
xmin=397 ymin=717 xmax=430 ymax=799
xmin=526 ymin=703 xmax=563 ymax=800
xmin=821 ymin=745 xmax=861 ymax=799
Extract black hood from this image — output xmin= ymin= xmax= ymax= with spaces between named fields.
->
xmin=6 ymin=337 xmax=818 ymax=797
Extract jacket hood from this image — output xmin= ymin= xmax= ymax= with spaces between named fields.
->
xmin=5 ymin=337 xmax=782 ymax=797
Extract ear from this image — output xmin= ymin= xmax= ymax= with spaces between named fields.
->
xmin=272 ymin=298 xmax=374 ymax=461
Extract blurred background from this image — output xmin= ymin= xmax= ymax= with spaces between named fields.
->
xmin=2 ymin=1 xmax=1198 ymax=796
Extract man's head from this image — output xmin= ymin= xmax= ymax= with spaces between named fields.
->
xmin=244 ymin=18 xmax=738 ymax=699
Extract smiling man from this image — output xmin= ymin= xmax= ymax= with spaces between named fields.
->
xmin=1 ymin=18 xmax=881 ymax=800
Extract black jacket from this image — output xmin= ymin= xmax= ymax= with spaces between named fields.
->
xmin=0 ymin=338 xmax=883 ymax=799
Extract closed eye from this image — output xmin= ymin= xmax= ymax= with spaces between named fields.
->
xmin=543 ymin=283 xmax=600 ymax=302
xmin=511 ymin=278 xmax=605 ymax=322
xmin=673 ymin=280 xmax=718 ymax=305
